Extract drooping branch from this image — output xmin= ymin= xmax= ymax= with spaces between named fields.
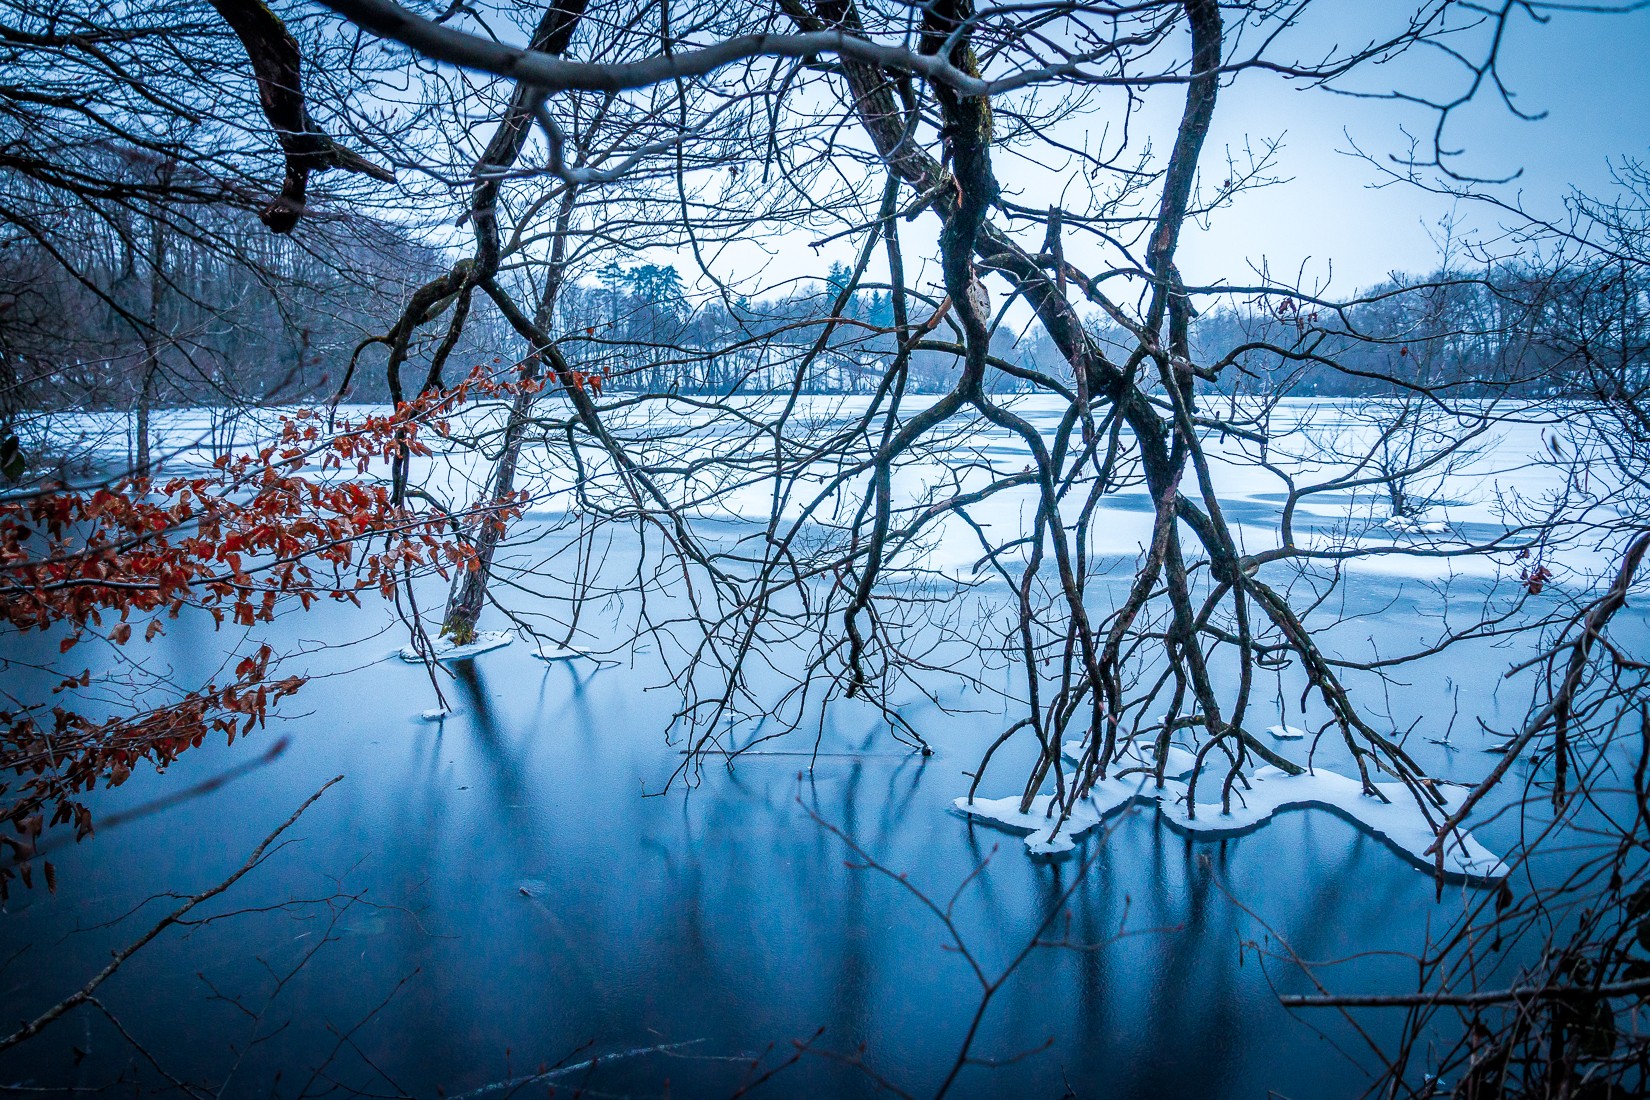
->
xmin=208 ymin=0 xmax=395 ymax=232
xmin=0 ymin=776 xmax=342 ymax=1054
xmin=315 ymin=0 xmax=1208 ymax=101
xmin=1428 ymin=526 xmax=1650 ymax=853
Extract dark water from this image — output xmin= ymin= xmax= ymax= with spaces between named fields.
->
xmin=0 ymin=537 xmax=1596 ymax=1099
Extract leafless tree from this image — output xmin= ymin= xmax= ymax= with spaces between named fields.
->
xmin=6 ymin=1 xmax=1650 ymax=1095
xmin=312 ymin=0 xmax=1590 ymax=819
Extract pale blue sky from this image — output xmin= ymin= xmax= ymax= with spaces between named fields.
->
xmin=1179 ymin=2 xmax=1650 ymax=291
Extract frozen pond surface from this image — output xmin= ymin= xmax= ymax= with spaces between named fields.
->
xmin=5 ymin=567 xmax=1619 ymax=1098
xmin=4 ymin=398 xmax=1644 ymax=1096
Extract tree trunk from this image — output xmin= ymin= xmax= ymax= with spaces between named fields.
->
xmin=440 ymin=179 xmax=579 ymax=643
xmin=440 ymin=376 xmax=535 ymax=644
xmin=135 ymin=202 xmax=167 ymax=479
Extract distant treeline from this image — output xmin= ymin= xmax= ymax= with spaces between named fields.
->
xmin=1184 ymin=265 xmax=1650 ymax=399
xmin=0 ymin=201 xmax=467 ymax=414
xmin=524 ymin=259 xmax=1647 ymax=400
xmin=6 ymin=210 xmax=1646 ymax=412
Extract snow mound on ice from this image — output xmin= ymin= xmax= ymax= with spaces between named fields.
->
xmin=953 ymin=793 xmax=1114 ymax=856
xmin=957 ymin=757 xmax=1505 ymax=879
xmin=1158 ymin=766 xmax=1505 ymax=879
xmin=398 ymin=630 xmax=513 ymax=663
xmin=953 ymin=741 xmax=1201 ymax=854
xmin=1267 ymin=724 xmax=1307 ymax=740
xmin=1382 ymin=515 xmax=1450 ymax=535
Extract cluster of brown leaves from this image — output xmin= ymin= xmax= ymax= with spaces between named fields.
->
xmin=0 ymin=371 xmax=530 ymax=895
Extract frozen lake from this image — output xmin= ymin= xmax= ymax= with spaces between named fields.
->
xmin=4 ymin=396 xmax=1643 ymax=1096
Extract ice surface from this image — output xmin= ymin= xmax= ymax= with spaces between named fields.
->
xmin=51 ymin=399 xmax=1559 ymax=884
xmin=532 ymin=644 xmax=592 ymax=662
xmin=46 ymin=397 xmax=1623 ymax=590
xmin=398 ymin=630 xmax=513 ymax=662
xmin=1058 ymin=738 xmax=1200 ymax=778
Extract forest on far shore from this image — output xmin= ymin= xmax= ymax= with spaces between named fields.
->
xmin=5 ymin=187 xmax=1642 ymax=440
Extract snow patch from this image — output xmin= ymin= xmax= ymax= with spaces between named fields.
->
xmin=954 ymin=741 xmax=1201 ymax=854
xmin=1160 ymin=766 xmax=1505 ymax=879
xmin=1381 ymin=515 xmax=1450 ymax=535
xmin=398 ymin=630 xmax=513 ymax=663
xmin=1267 ymin=724 xmax=1307 ymax=740
xmin=419 ymin=707 xmax=456 ymax=722
xmin=953 ymin=794 xmax=1113 ymax=855
xmin=958 ymin=757 xmax=1506 ymax=879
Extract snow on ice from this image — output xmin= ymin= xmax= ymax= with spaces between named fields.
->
xmin=398 ymin=630 xmax=513 ymax=663
xmin=957 ymin=741 xmax=1505 ymax=879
